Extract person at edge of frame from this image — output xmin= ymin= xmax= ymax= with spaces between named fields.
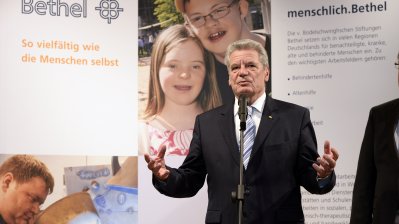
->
xmin=350 ymin=52 xmax=399 ymax=224
xmin=0 ymin=155 xmax=54 ymax=224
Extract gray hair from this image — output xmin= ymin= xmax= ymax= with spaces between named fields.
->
xmin=224 ymin=39 xmax=269 ymax=71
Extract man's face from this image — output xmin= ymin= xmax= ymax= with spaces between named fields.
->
xmin=1 ymin=175 xmax=49 ymax=224
xmin=228 ymin=49 xmax=269 ymax=103
xmin=184 ymin=0 xmax=247 ymax=59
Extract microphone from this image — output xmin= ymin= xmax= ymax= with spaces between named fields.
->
xmin=238 ymin=96 xmax=248 ymax=131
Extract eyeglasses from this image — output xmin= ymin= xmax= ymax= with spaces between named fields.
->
xmin=187 ymin=1 xmax=238 ymax=27
xmin=395 ymin=62 xmax=399 ymax=69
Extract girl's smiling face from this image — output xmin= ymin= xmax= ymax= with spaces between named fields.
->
xmin=159 ymin=39 xmax=206 ymax=107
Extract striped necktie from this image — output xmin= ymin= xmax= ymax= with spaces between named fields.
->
xmin=243 ymin=106 xmax=256 ymax=169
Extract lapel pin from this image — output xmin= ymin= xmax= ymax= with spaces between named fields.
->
xmin=268 ymin=115 xmax=272 ymax=119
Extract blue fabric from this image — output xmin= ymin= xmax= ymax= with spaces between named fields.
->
xmin=89 ymin=183 xmax=138 ymax=224
xmin=395 ymin=121 xmax=399 ymax=151
xmin=243 ymin=106 xmax=255 ymax=169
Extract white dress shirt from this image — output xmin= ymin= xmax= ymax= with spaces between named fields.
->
xmin=395 ymin=120 xmax=399 ymax=152
xmin=233 ymin=93 xmax=266 ymax=143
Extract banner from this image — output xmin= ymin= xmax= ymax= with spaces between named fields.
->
xmin=272 ymin=0 xmax=398 ymax=223
xmin=1 ymin=0 xmax=399 ymax=223
xmin=0 ymin=0 xmax=138 ymax=156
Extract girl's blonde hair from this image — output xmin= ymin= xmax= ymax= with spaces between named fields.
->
xmin=144 ymin=24 xmax=221 ymax=118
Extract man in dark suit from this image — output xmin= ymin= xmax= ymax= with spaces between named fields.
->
xmin=350 ymin=53 xmax=399 ymax=224
xmin=145 ymin=39 xmax=339 ymax=224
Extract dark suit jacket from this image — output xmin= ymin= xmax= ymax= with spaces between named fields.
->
xmin=350 ymin=98 xmax=399 ymax=224
xmin=154 ymin=96 xmax=336 ymax=224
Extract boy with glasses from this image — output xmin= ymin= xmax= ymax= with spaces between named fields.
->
xmin=175 ymin=0 xmax=271 ymax=104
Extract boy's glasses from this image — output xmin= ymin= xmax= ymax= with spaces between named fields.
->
xmin=395 ymin=62 xmax=399 ymax=69
xmin=187 ymin=1 xmax=238 ymax=27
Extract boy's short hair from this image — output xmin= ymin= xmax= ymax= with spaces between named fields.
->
xmin=175 ymin=0 xmax=241 ymax=13
xmin=0 ymin=155 xmax=54 ymax=193
xmin=174 ymin=0 xmax=186 ymax=13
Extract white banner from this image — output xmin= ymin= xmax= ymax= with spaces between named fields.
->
xmin=272 ymin=0 xmax=398 ymax=223
xmin=0 ymin=0 xmax=138 ymax=156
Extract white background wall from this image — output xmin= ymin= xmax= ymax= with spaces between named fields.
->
xmin=0 ymin=0 xmax=398 ymax=223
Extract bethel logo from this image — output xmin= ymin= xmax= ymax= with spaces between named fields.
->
xmin=21 ymin=0 xmax=124 ymax=24
xmin=95 ymin=0 xmax=124 ymax=24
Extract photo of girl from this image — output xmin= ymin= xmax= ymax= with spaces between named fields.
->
xmin=138 ymin=24 xmax=221 ymax=156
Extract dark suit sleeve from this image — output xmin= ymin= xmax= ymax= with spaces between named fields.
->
xmin=350 ymin=109 xmax=376 ymax=224
xmin=152 ymin=116 xmax=207 ymax=198
xmin=297 ymin=108 xmax=336 ymax=194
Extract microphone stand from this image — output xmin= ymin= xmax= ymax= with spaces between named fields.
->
xmin=232 ymin=96 xmax=247 ymax=224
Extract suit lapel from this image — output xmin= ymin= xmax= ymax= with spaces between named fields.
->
xmin=392 ymin=99 xmax=399 ymax=158
xmin=218 ymin=103 xmax=241 ymax=166
xmin=387 ymin=100 xmax=399 ymax=140
xmin=378 ymin=99 xmax=399 ymax=161
xmin=251 ymin=96 xmax=279 ymax=157
xmin=394 ymin=99 xmax=399 ymax=125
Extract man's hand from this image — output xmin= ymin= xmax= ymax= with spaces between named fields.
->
xmin=312 ymin=140 xmax=339 ymax=178
xmin=16 ymin=214 xmax=36 ymax=224
xmin=144 ymin=145 xmax=170 ymax=181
